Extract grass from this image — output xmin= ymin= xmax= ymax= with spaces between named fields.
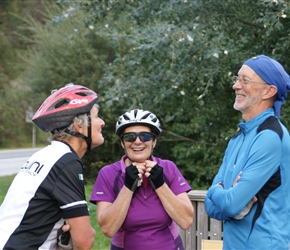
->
xmin=0 ymin=175 xmax=111 ymax=250
xmin=86 ymin=182 xmax=111 ymax=250
xmin=0 ymin=175 xmax=15 ymax=203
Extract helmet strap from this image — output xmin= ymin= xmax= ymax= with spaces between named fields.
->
xmin=64 ymin=113 xmax=92 ymax=155
xmin=85 ymin=115 xmax=92 ymax=155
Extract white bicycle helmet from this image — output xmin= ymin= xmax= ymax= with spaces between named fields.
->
xmin=116 ymin=109 xmax=162 ymax=136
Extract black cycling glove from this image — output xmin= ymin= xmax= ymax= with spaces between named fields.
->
xmin=125 ymin=164 xmax=140 ymax=192
xmin=148 ymin=164 xmax=164 ymax=190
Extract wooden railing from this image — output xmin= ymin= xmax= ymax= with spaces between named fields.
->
xmin=179 ymin=190 xmax=223 ymax=250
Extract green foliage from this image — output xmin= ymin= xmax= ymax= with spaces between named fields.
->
xmin=64 ymin=0 xmax=290 ymax=188
xmin=0 ymin=83 xmax=36 ymax=147
xmin=0 ymin=0 xmax=50 ymax=148
xmin=0 ymin=174 xmax=15 ymax=204
xmin=19 ymin=3 xmax=115 ymax=109
xmin=13 ymin=1 xmax=121 ymax=173
xmin=2 ymin=0 xmax=290 ymax=188
xmin=85 ymin=183 xmax=111 ymax=249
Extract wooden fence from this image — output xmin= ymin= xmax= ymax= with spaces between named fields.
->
xmin=178 ymin=190 xmax=223 ymax=250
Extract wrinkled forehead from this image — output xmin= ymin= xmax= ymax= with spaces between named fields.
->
xmin=239 ymin=65 xmax=259 ymax=78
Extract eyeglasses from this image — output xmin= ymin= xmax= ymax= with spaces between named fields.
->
xmin=121 ymin=132 xmax=156 ymax=142
xmin=232 ymin=75 xmax=266 ymax=85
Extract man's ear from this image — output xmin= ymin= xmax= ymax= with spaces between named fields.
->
xmin=264 ymin=85 xmax=278 ymax=99
xmin=153 ymin=139 xmax=157 ymax=148
xmin=73 ymin=120 xmax=83 ymax=133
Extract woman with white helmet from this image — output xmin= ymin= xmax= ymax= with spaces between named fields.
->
xmin=0 ymin=84 xmax=105 ymax=250
xmin=90 ymin=109 xmax=193 ymax=250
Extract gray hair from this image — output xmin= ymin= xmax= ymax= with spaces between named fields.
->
xmin=48 ymin=103 xmax=99 ymax=142
xmin=48 ymin=113 xmax=89 ymax=142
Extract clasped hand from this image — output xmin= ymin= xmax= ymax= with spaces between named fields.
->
xmin=125 ymin=160 xmax=164 ymax=191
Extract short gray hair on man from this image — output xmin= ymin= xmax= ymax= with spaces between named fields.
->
xmin=48 ymin=113 xmax=89 ymax=142
xmin=48 ymin=103 xmax=99 ymax=142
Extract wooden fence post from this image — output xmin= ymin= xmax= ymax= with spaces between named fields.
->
xmin=179 ymin=190 xmax=223 ymax=250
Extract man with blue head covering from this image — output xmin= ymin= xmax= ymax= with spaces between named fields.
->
xmin=244 ymin=54 xmax=290 ymax=117
xmin=205 ymin=55 xmax=290 ymax=250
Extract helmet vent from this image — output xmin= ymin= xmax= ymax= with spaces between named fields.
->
xmin=76 ymin=91 xmax=93 ymax=96
xmin=123 ymin=114 xmax=130 ymax=121
xmin=53 ymin=99 xmax=69 ymax=109
xmin=141 ymin=113 xmax=150 ymax=119
xmin=76 ymin=92 xmax=87 ymax=96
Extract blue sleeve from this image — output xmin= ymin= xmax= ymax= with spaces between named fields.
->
xmin=205 ymin=157 xmax=230 ymax=220
xmin=206 ymin=130 xmax=281 ymax=219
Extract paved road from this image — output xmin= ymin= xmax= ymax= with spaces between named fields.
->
xmin=0 ymin=148 xmax=42 ymax=176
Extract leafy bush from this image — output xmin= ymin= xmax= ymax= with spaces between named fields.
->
xmin=2 ymin=0 xmax=290 ymax=188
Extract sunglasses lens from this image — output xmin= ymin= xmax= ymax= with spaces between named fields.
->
xmin=139 ymin=132 xmax=153 ymax=142
xmin=122 ymin=133 xmax=136 ymax=142
xmin=122 ymin=132 xmax=155 ymax=142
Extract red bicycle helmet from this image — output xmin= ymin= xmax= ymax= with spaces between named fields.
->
xmin=32 ymin=84 xmax=98 ymax=132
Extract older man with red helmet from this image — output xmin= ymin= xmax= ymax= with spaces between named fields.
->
xmin=0 ymin=84 xmax=105 ymax=250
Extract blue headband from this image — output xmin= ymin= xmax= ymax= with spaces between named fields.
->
xmin=244 ymin=54 xmax=290 ymax=117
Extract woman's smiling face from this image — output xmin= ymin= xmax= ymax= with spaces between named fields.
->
xmin=121 ymin=125 xmax=156 ymax=163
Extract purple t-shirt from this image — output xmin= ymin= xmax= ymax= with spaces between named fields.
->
xmin=90 ymin=155 xmax=192 ymax=250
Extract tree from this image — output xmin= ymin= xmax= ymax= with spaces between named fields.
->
xmin=16 ymin=0 xmax=290 ymax=188
xmin=0 ymin=0 xmax=48 ymax=147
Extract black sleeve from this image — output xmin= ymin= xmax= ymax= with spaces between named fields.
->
xmin=52 ymin=154 xmax=89 ymax=219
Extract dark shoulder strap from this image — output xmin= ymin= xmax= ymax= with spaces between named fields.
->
xmin=257 ymin=116 xmax=283 ymax=140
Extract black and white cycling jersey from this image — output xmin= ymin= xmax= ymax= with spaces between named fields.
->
xmin=0 ymin=141 xmax=89 ymax=250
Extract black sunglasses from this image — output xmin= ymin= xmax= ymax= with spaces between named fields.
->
xmin=121 ymin=132 xmax=156 ymax=142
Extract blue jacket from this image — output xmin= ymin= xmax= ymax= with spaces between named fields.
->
xmin=205 ymin=109 xmax=290 ymax=250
